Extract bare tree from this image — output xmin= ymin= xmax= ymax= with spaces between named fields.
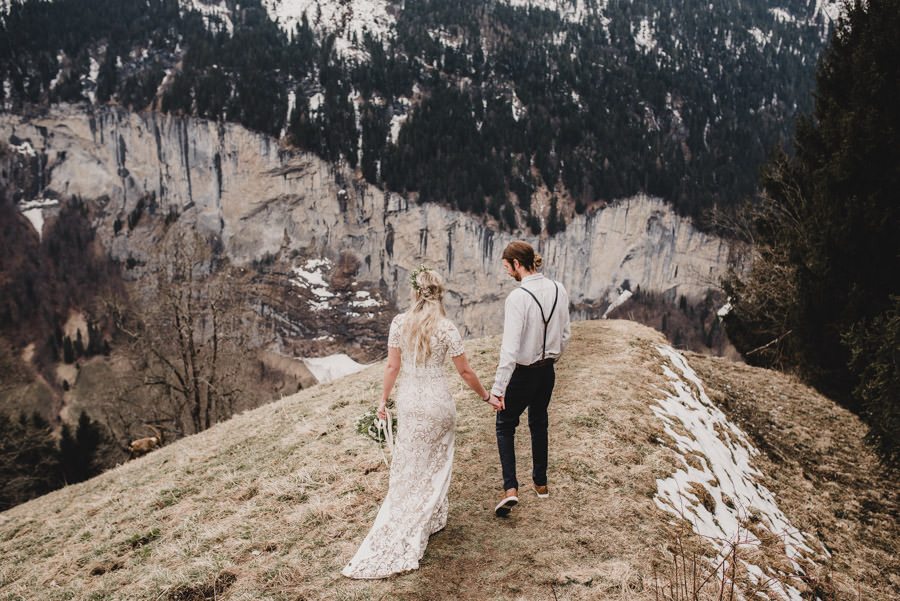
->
xmin=110 ymin=229 xmax=251 ymax=439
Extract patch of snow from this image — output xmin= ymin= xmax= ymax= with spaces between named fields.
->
xmin=22 ymin=209 xmax=44 ymax=239
xmin=429 ymin=27 xmax=464 ymax=50
xmin=282 ymin=89 xmax=296 ymax=138
xmin=261 ymin=0 xmax=395 ymax=61
xmin=303 ymin=353 xmax=367 ymax=383
xmin=633 ymin=18 xmax=655 ymax=53
xmin=180 ymin=0 xmax=234 ymax=34
xmin=511 ymin=89 xmax=524 ymax=122
xmin=768 ymin=8 xmax=797 ymax=24
xmin=652 ymin=345 xmax=826 ymax=600
xmin=716 ymin=301 xmax=733 ymax=319
xmin=309 ymin=91 xmax=324 ymax=113
xmin=389 ymin=99 xmax=410 ymax=143
xmin=813 ymin=0 xmax=843 ymax=24
xmin=155 ymin=68 xmax=176 ymax=101
xmin=389 ymin=113 xmax=406 ymax=143
xmin=20 ymin=204 xmax=47 ymax=238
xmin=350 ymin=292 xmax=381 ymax=309
xmin=502 ymin=0 xmax=607 ymax=24
xmin=49 ymin=51 xmax=66 ymax=90
xmin=9 ymin=139 xmax=37 ymax=158
xmin=18 ymin=197 xmax=59 ymax=210
xmin=291 ymin=258 xmax=330 ymax=288
xmin=290 ymin=258 xmax=335 ymax=309
xmin=81 ymin=56 xmax=100 ymax=103
xmin=308 ymin=299 xmax=331 ymax=311
xmin=570 ymin=90 xmax=581 ymax=107
xmin=602 ymin=289 xmax=632 ymax=319
xmin=748 ymin=27 xmax=771 ymax=49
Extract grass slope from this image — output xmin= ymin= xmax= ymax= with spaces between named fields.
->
xmin=0 ymin=321 xmax=895 ymax=600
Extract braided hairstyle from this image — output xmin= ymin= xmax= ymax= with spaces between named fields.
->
xmin=402 ymin=267 xmax=447 ymax=363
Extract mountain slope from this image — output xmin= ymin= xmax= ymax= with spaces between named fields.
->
xmin=1 ymin=0 xmax=840 ymax=223
xmin=1 ymin=320 xmax=895 ymax=600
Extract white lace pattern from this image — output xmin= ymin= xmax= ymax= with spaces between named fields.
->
xmin=341 ymin=314 xmax=464 ymax=579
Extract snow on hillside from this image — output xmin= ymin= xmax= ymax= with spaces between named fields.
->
xmin=652 ymin=345 xmax=827 ymax=600
xmin=813 ymin=0 xmax=844 ymax=23
xmin=8 ymin=138 xmax=37 ymax=158
xmin=290 ymin=258 xmax=335 ymax=312
xmin=602 ymin=288 xmax=632 ymax=318
xmin=180 ymin=0 xmax=234 ymax=34
xmin=503 ymin=0 xmax=607 ymax=24
xmin=18 ymin=198 xmax=60 ymax=241
xmin=261 ymin=0 xmax=395 ymax=59
xmin=302 ymin=353 xmax=367 ymax=383
xmin=633 ymin=17 xmax=655 ymax=53
xmin=287 ymin=257 xmax=386 ymax=317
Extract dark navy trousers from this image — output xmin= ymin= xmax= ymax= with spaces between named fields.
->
xmin=495 ymin=364 xmax=555 ymax=491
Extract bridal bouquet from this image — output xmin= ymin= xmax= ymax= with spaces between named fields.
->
xmin=356 ymin=407 xmax=396 ymax=466
xmin=356 ymin=408 xmax=397 ymax=444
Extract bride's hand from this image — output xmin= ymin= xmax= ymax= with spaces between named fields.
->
xmin=377 ymin=401 xmax=387 ymax=421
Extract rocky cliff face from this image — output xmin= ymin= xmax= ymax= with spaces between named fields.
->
xmin=2 ymin=106 xmax=730 ymax=337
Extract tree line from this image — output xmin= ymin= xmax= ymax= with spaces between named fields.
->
xmin=1 ymin=0 xmax=829 ymax=227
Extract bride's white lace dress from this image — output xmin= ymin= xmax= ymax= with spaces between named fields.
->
xmin=342 ymin=313 xmax=464 ymax=579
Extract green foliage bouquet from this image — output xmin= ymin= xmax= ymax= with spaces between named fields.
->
xmin=356 ymin=407 xmax=397 ymax=445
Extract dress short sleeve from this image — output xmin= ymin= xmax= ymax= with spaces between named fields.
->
xmin=446 ymin=320 xmax=465 ymax=357
xmin=388 ymin=314 xmax=403 ymax=348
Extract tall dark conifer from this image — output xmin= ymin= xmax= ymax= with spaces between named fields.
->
xmin=724 ymin=0 xmax=900 ymax=460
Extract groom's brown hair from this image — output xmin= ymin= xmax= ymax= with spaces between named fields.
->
xmin=502 ymin=241 xmax=543 ymax=271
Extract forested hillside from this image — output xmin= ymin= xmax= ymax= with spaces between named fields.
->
xmin=0 ymin=0 xmax=838 ymax=226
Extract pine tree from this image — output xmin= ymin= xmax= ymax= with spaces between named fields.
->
xmin=59 ymin=411 xmax=109 ymax=484
xmin=96 ymin=49 xmax=117 ymax=103
xmin=0 ymin=412 xmax=63 ymax=510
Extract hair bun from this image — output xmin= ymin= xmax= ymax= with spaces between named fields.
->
xmin=533 ymin=252 xmax=543 ymax=270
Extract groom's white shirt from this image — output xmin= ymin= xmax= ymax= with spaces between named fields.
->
xmin=491 ymin=273 xmax=571 ymax=397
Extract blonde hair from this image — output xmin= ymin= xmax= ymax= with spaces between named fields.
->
xmin=502 ymin=240 xmax=543 ymax=271
xmin=402 ymin=268 xmax=447 ymax=364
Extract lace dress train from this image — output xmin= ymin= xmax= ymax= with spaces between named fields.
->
xmin=341 ymin=315 xmax=464 ymax=579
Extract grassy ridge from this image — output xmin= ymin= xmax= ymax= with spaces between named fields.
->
xmin=0 ymin=321 xmax=894 ymax=600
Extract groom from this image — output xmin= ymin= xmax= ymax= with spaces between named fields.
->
xmin=490 ymin=241 xmax=571 ymax=517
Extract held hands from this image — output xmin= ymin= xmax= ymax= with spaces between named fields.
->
xmin=484 ymin=393 xmax=504 ymax=412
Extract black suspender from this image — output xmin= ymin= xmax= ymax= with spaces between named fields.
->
xmin=519 ymin=282 xmax=559 ymax=360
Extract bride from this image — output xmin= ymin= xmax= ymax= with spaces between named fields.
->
xmin=342 ymin=266 xmax=500 ymax=579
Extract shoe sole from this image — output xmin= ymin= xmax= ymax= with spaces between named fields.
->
xmin=494 ymin=496 xmax=518 ymax=517
xmin=534 ymin=490 xmax=549 ymax=499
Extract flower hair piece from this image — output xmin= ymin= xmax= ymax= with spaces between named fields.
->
xmin=409 ymin=264 xmax=429 ymax=293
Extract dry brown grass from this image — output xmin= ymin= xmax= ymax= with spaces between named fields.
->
xmin=0 ymin=321 xmax=893 ymax=600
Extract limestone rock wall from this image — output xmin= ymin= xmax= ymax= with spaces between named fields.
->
xmin=2 ymin=106 xmax=730 ymax=337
